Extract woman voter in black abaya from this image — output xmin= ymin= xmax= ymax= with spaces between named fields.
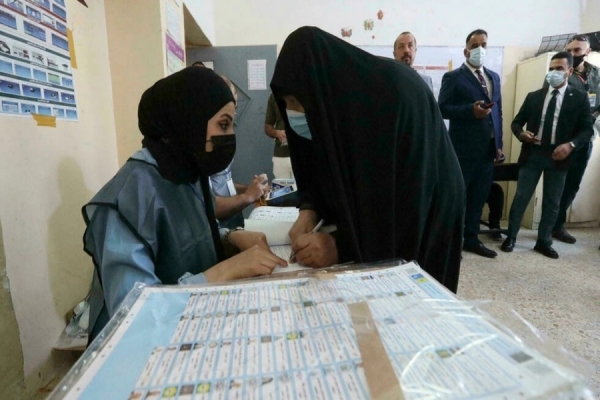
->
xmin=271 ymin=27 xmax=465 ymax=292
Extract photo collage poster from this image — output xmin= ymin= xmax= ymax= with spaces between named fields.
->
xmin=0 ymin=0 xmax=78 ymax=119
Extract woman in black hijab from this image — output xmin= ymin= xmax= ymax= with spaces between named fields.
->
xmin=271 ymin=27 xmax=465 ymax=292
xmin=83 ymin=67 xmax=286 ymax=337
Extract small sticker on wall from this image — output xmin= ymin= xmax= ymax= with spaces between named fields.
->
xmin=341 ymin=28 xmax=352 ymax=38
xmin=67 ymin=28 xmax=77 ymax=68
xmin=32 ymin=113 xmax=56 ymax=127
xmin=364 ymin=19 xmax=374 ymax=31
xmin=377 ymin=10 xmax=384 ymax=20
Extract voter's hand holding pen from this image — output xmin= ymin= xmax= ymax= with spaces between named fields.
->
xmin=289 ymin=219 xmax=338 ymax=268
xmin=289 ymin=218 xmax=324 ymax=260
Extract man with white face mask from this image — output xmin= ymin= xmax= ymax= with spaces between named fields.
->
xmin=501 ymin=52 xmax=594 ymax=259
xmin=439 ymin=29 xmax=504 ymax=259
xmin=550 ymin=34 xmax=600 ymax=245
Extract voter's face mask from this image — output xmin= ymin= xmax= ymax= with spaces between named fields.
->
xmin=286 ymin=110 xmax=312 ymax=141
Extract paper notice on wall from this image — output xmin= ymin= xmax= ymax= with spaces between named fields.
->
xmin=247 ymin=59 xmax=267 ymax=90
xmin=165 ymin=34 xmax=184 ymax=76
xmin=0 ymin=0 xmax=78 ymax=120
xmin=165 ymin=0 xmax=181 ymax=45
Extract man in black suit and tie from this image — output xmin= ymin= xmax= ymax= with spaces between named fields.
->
xmin=439 ymin=29 xmax=504 ymax=258
xmin=501 ymin=52 xmax=594 ymax=258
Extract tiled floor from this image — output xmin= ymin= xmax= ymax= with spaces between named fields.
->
xmin=458 ymin=227 xmax=600 ymax=397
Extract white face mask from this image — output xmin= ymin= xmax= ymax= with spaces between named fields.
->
xmin=286 ymin=109 xmax=312 ymax=140
xmin=468 ymin=46 xmax=486 ymax=67
xmin=545 ymin=70 xmax=567 ymax=88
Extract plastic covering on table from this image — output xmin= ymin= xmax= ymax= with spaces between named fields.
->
xmin=49 ymin=260 xmax=593 ymax=399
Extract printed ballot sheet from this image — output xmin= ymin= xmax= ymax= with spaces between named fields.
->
xmin=56 ymin=262 xmax=588 ymax=399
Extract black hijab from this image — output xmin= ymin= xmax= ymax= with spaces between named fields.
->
xmin=271 ymin=27 xmax=465 ymax=292
xmin=138 ymin=67 xmax=235 ymax=261
xmin=138 ymin=66 xmax=235 ymax=183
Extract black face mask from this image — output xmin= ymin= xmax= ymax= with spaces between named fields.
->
xmin=194 ymin=134 xmax=236 ymax=177
xmin=573 ymin=55 xmax=585 ymax=68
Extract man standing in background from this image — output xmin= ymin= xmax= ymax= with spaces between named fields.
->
xmin=551 ymin=34 xmax=600 ymax=244
xmin=264 ymin=93 xmax=293 ymax=179
xmin=210 ymin=74 xmax=269 ymax=229
xmin=439 ymin=29 xmax=504 ymax=258
xmin=393 ymin=31 xmax=433 ymax=91
xmin=502 ymin=52 xmax=594 ymax=258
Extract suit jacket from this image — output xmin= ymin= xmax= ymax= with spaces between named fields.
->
xmin=511 ymin=86 xmax=594 ymax=168
xmin=439 ymin=63 xmax=503 ymax=162
xmin=418 ymin=71 xmax=434 ymax=92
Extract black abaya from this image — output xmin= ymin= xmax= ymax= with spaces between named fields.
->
xmin=271 ymin=27 xmax=465 ymax=292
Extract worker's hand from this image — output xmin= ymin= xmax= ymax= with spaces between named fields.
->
xmin=244 ymin=173 xmax=268 ymax=202
xmin=289 ymin=209 xmax=319 ymax=243
xmin=228 ymin=230 xmax=270 ymax=251
xmin=495 ymin=148 xmax=504 ymax=162
xmin=291 ymin=232 xmax=338 ymax=268
xmin=552 ymin=143 xmax=573 ymax=161
xmin=473 ymin=100 xmax=491 ymax=119
xmin=274 ymin=129 xmax=287 ymax=143
xmin=519 ymin=131 xmax=541 ymax=144
xmin=204 ymin=245 xmax=287 ymax=282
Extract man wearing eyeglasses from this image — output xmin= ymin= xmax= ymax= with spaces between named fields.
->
xmin=551 ymin=34 xmax=600 ymax=245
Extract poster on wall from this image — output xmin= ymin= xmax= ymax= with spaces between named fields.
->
xmin=165 ymin=33 xmax=184 ymax=76
xmin=0 ymin=0 xmax=78 ymax=120
xmin=164 ymin=0 xmax=184 ymax=76
xmin=247 ymin=59 xmax=267 ymax=90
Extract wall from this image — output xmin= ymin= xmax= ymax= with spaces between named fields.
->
xmin=214 ymin=0 xmax=580 ymax=221
xmin=580 ymin=0 xmax=600 ymax=32
xmin=214 ymin=0 xmax=580 ymax=49
xmin=0 ymin=219 xmax=24 ymax=398
xmin=0 ymin=0 xmax=118 ymax=396
xmin=184 ymin=0 xmax=216 ymax=45
xmin=104 ymin=0 xmax=166 ymax=166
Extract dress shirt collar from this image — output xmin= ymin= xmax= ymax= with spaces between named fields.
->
xmin=546 ymin=83 xmax=567 ymax=98
xmin=464 ymin=62 xmax=484 ymax=75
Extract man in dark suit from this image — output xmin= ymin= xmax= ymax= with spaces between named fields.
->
xmin=551 ymin=34 xmax=600 ymax=244
xmin=439 ymin=29 xmax=504 ymax=258
xmin=501 ymin=52 xmax=594 ymax=259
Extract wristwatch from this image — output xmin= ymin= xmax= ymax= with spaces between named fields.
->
xmin=569 ymin=141 xmax=576 ymax=149
xmin=223 ymin=227 xmax=244 ymax=244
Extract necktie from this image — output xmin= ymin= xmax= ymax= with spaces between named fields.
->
xmin=541 ymin=90 xmax=559 ymax=146
xmin=475 ymin=70 xmax=489 ymax=98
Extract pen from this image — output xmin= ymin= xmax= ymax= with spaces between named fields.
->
xmin=289 ymin=218 xmax=325 ymax=262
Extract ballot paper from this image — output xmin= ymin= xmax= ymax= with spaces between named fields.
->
xmin=243 ymin=219 xmax=294 ymax=246
xmin=270 ymin=245 xmax=312 ymax=273
xmin=51 ymin=262 xmax=591 ymax=399
xmin=247 ymin=206 xmax=299 ymax=222
xmin=246 ymin=206 xmax=308 ymax=273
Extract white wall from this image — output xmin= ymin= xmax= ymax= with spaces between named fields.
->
xmin=215 ymin=0 xmax=581 ymax=49
xmin=0 ymin=0 xmax=118 ymax=393
xmin=184 ymin=0 xmax=216 ymax=44
xmin=105 ymin=0 xmax=170 ymax=165
xmin=580 ymin=0 xmax=600 ymax=32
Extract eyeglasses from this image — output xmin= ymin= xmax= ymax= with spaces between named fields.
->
xmin=570 ymin=34 xmax=589 ymax=43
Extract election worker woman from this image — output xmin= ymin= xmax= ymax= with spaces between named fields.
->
xmin=82 ymin=67 xmax=286 ymax=338
xmin=271 ymin=27 xmax=465 ymax=292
